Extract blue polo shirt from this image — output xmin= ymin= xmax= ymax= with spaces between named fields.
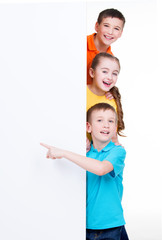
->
xmin=86 ymin=141 xmax=126 ymax=230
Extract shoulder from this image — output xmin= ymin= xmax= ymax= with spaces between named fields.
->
xmin=110 ymin=144 xmax=126 ymax=159
xmin=87 ymin=33 xmax=96 ymax=51
xmin=87 ymin=33 xmax=95 ymax=40
xmin=87 ymin=33 xmax=93 ymax=45
xmin=104 ymin=141 xmax=126 ymax=158
xmin=103 ymin=142 xmax=126 ymax=159
xmin=116 ymin=145 xmax=126 ymax=154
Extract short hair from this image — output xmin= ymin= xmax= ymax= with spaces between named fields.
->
xmin=97 ymin=8 xmax=126 ymax=26
xmin=91 ymin=52 xmax=120 ymax=72
xmin=87 ymin=103 xmax=117 ymax=124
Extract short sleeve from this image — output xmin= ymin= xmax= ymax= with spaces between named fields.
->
xmin=105 ymin=146 xmax=126 ymax=178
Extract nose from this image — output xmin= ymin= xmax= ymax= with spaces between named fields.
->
xmin=107 ymin=27 xmax=113 ymax=35
xmin=106 ymin=71 xmax=112 ymax=80
xmin=103 ymin=121 xmax=109 ymax=128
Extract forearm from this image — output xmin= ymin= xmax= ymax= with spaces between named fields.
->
xmin=41 ymin=143 xmax=113 ymax=176
xmin=63 ymin=150 xmax=113 ymax=176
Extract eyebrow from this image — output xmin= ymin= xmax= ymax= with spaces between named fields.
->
xmin=96 ymin=116 xmax=115 ymax=120
xmin=96 ymin=116 xmax=103 ymax=118
xmin=109 ymin=117 xmax=116 ymax=120
xmin=103 ymin=22 xmax=122 ymax=30
xmin=114 ymin=26 xmax=121 ymax=29
xmin=101 ymin=67 xmax=119 ymax=73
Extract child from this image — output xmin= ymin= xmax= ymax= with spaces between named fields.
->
xmin=87 ymin=52 xmax=125 ymax=146
xmin=40 ymin=103 xmax=129 ymax=240
xmin=87 ymin=8 xmax=125 ymax=85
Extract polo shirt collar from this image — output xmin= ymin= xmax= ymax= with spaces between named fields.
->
xmin=91 ymin=140 xmax=115 ymax=153
xmin=87 ymin=33 xmax=112 ymax=53
xmin=88 ymin=33 xmax=98 ymax=51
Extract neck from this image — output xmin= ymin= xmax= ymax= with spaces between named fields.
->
xmin=94 ymin=34 xmax=110 ymax=52
xmin=93 ymin=139 xmax=111 ymax=152
xmin=88 ymin=84 xmax=105 ymax=96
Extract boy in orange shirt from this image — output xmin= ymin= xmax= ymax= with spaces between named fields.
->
xmin=87 ymin=8 xmax=125 ymax=84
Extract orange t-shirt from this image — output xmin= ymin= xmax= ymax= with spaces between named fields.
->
xmin=87 ymin=33 xmax=113 ymax=84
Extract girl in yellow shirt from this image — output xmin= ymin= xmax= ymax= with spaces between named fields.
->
xmin=87 ymin=52 xmax=125 ymax=146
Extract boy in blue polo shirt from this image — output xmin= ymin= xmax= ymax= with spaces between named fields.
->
xmin=41 ymin=103 xmax=129 ymax=240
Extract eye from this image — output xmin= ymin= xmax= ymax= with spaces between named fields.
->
xmin=97 ymin=119 xmax=102 ymax=122
xmin=103 ymin=70 xmax=108 ymax=74
xmin=104 ymin=24 xmax=109 ymax=27
xmin=114 ymin=27 xmax=120 ymax=31
xmin=109 ymin=120 xmax=114 ymax=123
xmin=113 ymin=72 xmax=118 ymax=76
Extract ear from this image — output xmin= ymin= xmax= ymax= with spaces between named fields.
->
xmin=95 ymin=22 xmax=99 ymax=32
xmin=89 ymin=68 xmax=95 ymax=79
xmin=86 ymin=122 xmax=92 ymax=133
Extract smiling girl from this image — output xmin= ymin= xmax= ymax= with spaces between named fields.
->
xmin=87 ymin=52 xmax=125 ymax=145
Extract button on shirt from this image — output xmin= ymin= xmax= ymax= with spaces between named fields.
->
xmin=86 ymin=141 xmax=126 ymax=230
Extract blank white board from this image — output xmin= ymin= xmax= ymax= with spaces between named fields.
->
xmin=0 ymin=2 xmax=86 ymax=240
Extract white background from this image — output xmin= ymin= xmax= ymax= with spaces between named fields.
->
xmin=0 ymin=0 xmax=162 ymax=240
xmin=0 ymin=2 xmax=86 ymax=240
xmin=87 ymin=1 xmax=162 ymax=239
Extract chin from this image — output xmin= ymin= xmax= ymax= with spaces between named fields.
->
xmin=101 ymin=138 xmax=111 ymax=143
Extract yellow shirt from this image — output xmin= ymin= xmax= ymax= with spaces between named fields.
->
xmin=87 ymin=86 xmax=117 ymax=112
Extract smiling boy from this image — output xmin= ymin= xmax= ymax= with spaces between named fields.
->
xmin=41 ymin=103 xmax=128 ymax=239
xmin=87 ymin=8 xmax=125 ymax=84
xmin=86 ymin=103 xmax=128 ymax=239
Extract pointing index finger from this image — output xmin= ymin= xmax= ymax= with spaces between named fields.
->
xmin=40 ymin=142 xmax=51 ymax=149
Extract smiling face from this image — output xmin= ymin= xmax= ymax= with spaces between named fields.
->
xmin=95 ymin=17 xmax=123 ymax=47
xmin=87 ymin=109 xmax=117 ymax=150
xmin=89 ymin=56 xmax=120 ymax=96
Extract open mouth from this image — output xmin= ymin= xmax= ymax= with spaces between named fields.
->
xmin=104 ymin=35 xmax=113 ymax=40
xmin=103 ymin=81 xmax=111 ymax=87
xmin=100 ymin=131 xmax=110 ymax=135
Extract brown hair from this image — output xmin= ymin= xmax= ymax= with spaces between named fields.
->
xmin=91 ymin=52 xmax=125 ymax=136
xmin=87 ymin=102 xmax=117 ymax=123
xmin=97 ymin=8 xmax=126 ymax=27
xmin=91 ymin=52 xmax=120 ymax=71
xmin=110 ymin=86 xmax=125 ymax=136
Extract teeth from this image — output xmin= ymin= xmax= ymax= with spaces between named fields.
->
xmin=101 ymin=131 xmax=109 ymax=134
xmin=103 ymin=81 xmax=111 ymax=86
xmin=105 ymin=35 xmax=113 ymax=40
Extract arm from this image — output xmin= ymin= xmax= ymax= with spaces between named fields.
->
xmin=40 ymin=143 xmax=113 ymax=176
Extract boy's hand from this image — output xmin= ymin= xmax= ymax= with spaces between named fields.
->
xmin=105 ymin=91 xmax=114 ymax=100
xmin=40 ymin=143 xmax=64 ymax=159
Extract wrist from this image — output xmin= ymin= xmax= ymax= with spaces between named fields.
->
xmin=62 ymin=149 xmax=69 ymax=159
